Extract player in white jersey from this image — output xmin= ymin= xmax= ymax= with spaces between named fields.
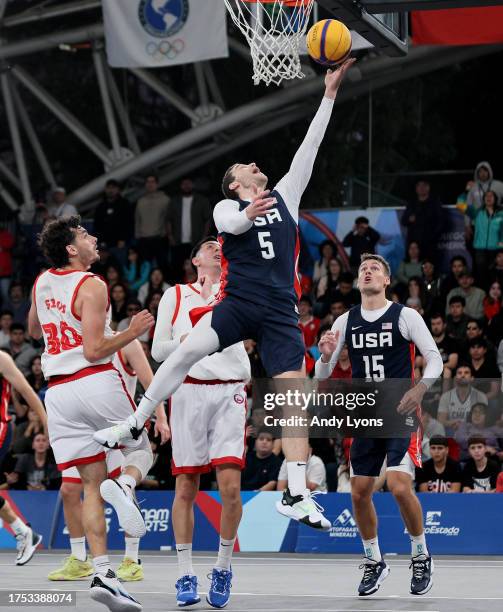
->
xmin=0 ymin=350 xmax=47 ymax=566
xmin=28 ymin=216 xmax=154 ymax=612
xmin=151 ymin=236 xmax=250 ymax=608
xmin=48 ymin=339 xmax=170 ymax=583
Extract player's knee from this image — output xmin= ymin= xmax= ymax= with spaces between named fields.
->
xmin=219 ymin=480 xmax=241 ymax=506
xmin=122 ymin=443 xmax=153 ymax=482
xmin=60 ymin=482 xmax=82 ymax=503
xmin=351 ymin=487 xmax=372 ymax=506
xmin=388 ymin=480 xmax=412 ymax=501
xmin=175 ymin=476 xmax=199 ymax=504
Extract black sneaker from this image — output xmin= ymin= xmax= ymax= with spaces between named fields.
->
xmin=358 ymin=558 xmax=390 ymax=596
xmin=275 ymin=488 xmax=331 ymax=531
xmin=410 ymin=554 xmax=434 ymax=595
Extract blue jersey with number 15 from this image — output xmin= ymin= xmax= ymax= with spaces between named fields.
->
xmin=217 ymin=189 xmax=301 ymax=311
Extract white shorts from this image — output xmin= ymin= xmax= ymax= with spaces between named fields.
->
xmin=62 ymin=449 xmax=123 ymax=483
xmin=170 ymin=381 xmax=247 ymax=475
xmin=45 ymin=364 xmax=135 ymax=471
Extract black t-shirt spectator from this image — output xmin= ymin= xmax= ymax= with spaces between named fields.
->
xmin=241 ymin=451 xmax=281 ymax=491
xmin=415 ymin=458 xmax=462 ymax=492
xmin=435 ymin=336 xmax=460 ymax=365
xmin=15 ymin=453 xmax=61 ymax=490
xmin=342 ymin=228 xmax=380 ymax=267
xmin=471 ymin=357 xmax=500 ymax=395
xmin=461 ymin=458 xmax=500 ymax=491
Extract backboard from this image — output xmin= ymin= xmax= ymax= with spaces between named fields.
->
xmin=316 ymin=0 xmax=409 ymax=56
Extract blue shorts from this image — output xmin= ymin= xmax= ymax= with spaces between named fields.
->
xmin=350 ymin=434 xmax=421 ymax=477
xmin=210 ymin=295 xmax=305 ymax=377
xmin=0 ymin=421 xmax=13 ymax=465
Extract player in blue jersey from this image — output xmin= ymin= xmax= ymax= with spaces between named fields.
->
xmin=95 ymin=59 xmax=355 ymax=549
xmin=316 ymin=253 xmax=443 ymax=597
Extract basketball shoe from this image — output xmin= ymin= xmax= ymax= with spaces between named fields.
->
xmin=48 ymin=555 xmax=93 ymax=580
xmin=93 ymin=415 xmax=143 ymax=449
xmin=90 ymin=569 xmax=142 ymax=611
xmin=100 ymin=479 xmax=146 ymax=538
xmin=117 ymin=558 xmax=144 ymax=582
xmin=175 ymin=575 xmax=200 ymax=607
xmin=357 ymin=557 xmax=390 ymax=596
xmin=15 ymin=526 xmax=42 ymax=566
xmin=410 ymin=554 xmax=434 ymax=595
xmin=275 ymin=488 xmax=331 ymax=531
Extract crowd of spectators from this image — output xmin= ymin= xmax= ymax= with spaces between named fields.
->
xmin=1 ymin=161 xmax=503 ymax=494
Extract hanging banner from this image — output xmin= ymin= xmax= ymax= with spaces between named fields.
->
xmin=412 ymin=7 xmax=503 ymax=46
xmin=103 ymin=0 xmax=229 ymax=68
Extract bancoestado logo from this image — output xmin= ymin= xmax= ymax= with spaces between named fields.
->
xmin=330 ymin=509 xmax=359 ymax=538
xmin=405 ymin=511 xmax=460 ymax=537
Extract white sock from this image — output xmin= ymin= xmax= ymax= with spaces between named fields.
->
xmin=133 ymin=395 xmax=158 ymax=428
xmin=125 ymin=537 xmax=140 ymax=563
xmin=70 ymin=536 xmax=87 ymax=562
xmin=176 ymin=543 xmax=194 ymax=578
xmin=9 ymin=518 xmax=28 ymax=537
xmin=118 ymin=473 xmax=136 ymax=490
xmin=286 ymin=461 xmax=307 ymax=497
xmin=362 ymin=537 xmax=382 ymax=562
xmin=93 ymin=555 xmax=111 ymax=576
xmin=216 ymin=537 xmax=235 ymax=571
xmin=410 ymin=532 xmax=428 ymax=558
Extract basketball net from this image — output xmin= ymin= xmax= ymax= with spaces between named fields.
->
xmin=223 ymin=0 xmax=315 ymax=86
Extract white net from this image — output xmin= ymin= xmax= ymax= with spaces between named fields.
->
xmin=224 ymin=0 xmax=315 ymax=86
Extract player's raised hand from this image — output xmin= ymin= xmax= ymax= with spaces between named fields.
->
xmin=128 ymin=309 xmax=155 ymax=338
xmin=245 ymin=189 xmax=275 ymax=221
xmin=318 ymin=330 xmax=339 ymax=362
xmin=200 ymin=275 xmax=213 ymax=301
xmin=324 ymin=57 xmax=356 ymax=99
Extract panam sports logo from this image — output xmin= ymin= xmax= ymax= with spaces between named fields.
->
xmin=330 ymin=508 xmax=359 ymax=539
xmin=405 ymin=511 xmax=460 ymax=537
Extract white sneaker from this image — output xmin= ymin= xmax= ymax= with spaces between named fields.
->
xmin=15 ymin=525 xmax=42 ymax=566
xmin=276 ymin=488 xmax=331 ymax=531
xmin=100 ymin=479 xmax=146 ymax=538
xmin=93 ymin=415 xmax=143 ymax=449
xmin=90 ymin=569 xmax=142 ymax=611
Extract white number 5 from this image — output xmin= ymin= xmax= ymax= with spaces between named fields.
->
xmin=258 ymin=231 xmax=275 ymax=259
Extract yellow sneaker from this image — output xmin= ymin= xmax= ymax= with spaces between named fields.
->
xmin=116 ymin=557 xmax=144 ymax=582
xmin=48 ymin=555 xmax=93 ymax=581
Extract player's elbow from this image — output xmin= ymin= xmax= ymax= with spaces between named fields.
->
xmin=83 ymin=345 xmax=101 ymax=363
xmin=151 ymin=343 xmax=165 ymax=363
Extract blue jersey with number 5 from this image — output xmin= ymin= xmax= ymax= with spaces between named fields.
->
xmin=218 ymin=189 xmax=301 ymax=310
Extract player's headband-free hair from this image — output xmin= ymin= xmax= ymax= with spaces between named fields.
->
xmin=190 ymin=236 xmax=219 ymax=270
xmin=359 ymin=253 xmax=391 ymax=277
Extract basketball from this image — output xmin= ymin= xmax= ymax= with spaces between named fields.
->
xmin=306 ymin=19 xmax=352 ymax=66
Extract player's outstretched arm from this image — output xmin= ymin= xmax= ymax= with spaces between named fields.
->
xmin=79 ymin=277 xmax=154 ymax=362
xmin=0 ymin=351 xmax=47 ymax=431
xmin=275 ymin=58 xmax=356 ymax=222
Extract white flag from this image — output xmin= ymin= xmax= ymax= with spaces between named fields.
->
xmin=103 ymin=0 xmax=229 ymax=68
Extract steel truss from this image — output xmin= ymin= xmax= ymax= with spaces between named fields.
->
xmin=0 ymin=0 xmax=501 ymax=215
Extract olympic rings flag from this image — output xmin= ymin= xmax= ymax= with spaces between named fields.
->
xmin=103 ymin=0 xmax=228 ymax=68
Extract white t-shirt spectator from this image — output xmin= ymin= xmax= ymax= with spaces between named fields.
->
xmin=278 ymin=454 xmax=327 ymax=492
xmin=437 ymin=387 xmax=488 ymax=423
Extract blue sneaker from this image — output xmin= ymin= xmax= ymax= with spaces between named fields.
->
xmin=206 ymin=567 xmax=232 ymax=609
xmin=175 ymin=575 xmax=200 ymax=607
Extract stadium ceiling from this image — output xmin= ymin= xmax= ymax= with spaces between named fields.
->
xmin=0 ymin=0 xmax=502 ymax=216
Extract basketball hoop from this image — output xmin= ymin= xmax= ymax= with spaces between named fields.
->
xmin=224 ymin=0 xmax=315 ymax=86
